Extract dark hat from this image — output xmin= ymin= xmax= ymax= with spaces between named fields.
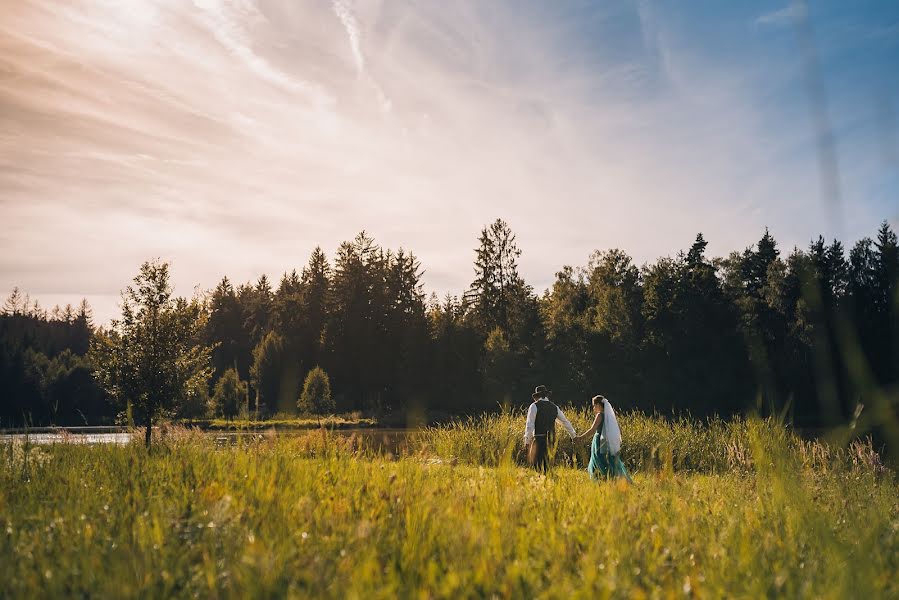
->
xmin=532 ymin=385 xmax=552 ymax=399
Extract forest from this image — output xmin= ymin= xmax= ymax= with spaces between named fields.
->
xmin=1 ymin=219 xmax=897 ymax=435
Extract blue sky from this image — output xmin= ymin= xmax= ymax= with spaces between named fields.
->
xmin=1 ymin=0 xmax=897 ymax=322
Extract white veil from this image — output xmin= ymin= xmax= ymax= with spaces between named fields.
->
xmin=602 ymin=399 xmax=622 ymax=455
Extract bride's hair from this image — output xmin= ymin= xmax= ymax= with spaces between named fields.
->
xmin=591 ymin=395 xmax=605 ymax=405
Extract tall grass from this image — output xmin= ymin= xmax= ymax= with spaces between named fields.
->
xmin=415 ymin=408 xmax=889 ymax=474
xmin=1 ymin=416 xmax=895 ymax=598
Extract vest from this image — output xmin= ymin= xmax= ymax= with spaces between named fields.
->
xmin=533 ymin=399 xmax=558 ymax=437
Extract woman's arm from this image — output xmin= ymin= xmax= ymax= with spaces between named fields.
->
xmin=575 ymin=413 xmax=603 ymax=442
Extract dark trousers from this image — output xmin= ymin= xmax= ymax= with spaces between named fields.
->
xmin=528 ymin=434 xmax=554 ymax=473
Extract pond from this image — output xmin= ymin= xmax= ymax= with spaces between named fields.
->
xmin=0 ymin=427 xmax=420 ymax=453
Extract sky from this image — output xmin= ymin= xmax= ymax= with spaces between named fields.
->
xmin=1 ymin=0 xmax=898 ymax=323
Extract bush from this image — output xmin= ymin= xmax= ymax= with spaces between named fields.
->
xmin=211 ymin=368 xmax=246 ymax=419
xmin=298 ymin=367 xmax=334 ymax=414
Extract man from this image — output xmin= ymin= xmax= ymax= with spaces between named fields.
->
xmin=523 ymin=385 xmax=576 ymax=473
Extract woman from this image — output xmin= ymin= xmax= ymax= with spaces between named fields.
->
xmin=575 ymin=395 xmax=633 ymax=483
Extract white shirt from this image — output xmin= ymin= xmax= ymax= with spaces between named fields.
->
xmin=523 ymin=398 xmax=576 ymax=445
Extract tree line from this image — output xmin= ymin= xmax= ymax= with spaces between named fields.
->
xmin=1 ymin=220 xmax=897 ymax=440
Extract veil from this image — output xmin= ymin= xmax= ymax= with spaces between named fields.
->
xmin=602 ymin=399 xmax=622 ymax=455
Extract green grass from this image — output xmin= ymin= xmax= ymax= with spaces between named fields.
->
xmin=1 ymin=417 xmax=896 ymax=598
xmin=414 ymin=408 xmax=889 ymax=474
xmin=185 ymin=413 xmax=379 ymax=431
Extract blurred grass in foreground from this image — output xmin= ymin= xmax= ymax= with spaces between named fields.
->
xmin=1 ymin=416 xmax=896 ymax=598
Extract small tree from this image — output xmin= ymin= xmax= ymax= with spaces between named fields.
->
xmin=90 ymin=260 xmax=212 ymax=449
xmin=212 ymin=367 xmax=246 ymax=419
xmin=249 ymin=331 xmax=285 ymax=416
xmin=298 ymin=367 xmax=334 ymax=414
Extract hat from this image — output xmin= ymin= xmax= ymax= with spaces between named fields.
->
xmin=532 ymin=385 xmax=552 ymax=399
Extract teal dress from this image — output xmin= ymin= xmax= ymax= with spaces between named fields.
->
xmin=588 ymin=429 xmax=633 ymax=483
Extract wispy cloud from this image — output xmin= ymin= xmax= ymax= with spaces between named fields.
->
xmin=332 ymin=0 xmax=365 ymax=73
xmin=192 ymin=0 xmax=333 ymax=106
xmin=1 ymin=0 xmax=895 ymax=322
xmin=755 ymin=3 xmax=807 ymax=28
xmin=331 ymin=0 xmax=391 ymax=112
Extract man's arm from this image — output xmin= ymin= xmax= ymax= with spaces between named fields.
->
xmin=556 ymin=407 xmax=577 ymax=439
xmin=523 ymin=403 xmax=537 ymax=446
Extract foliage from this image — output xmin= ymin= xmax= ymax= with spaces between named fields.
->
xmin=249 ymin=331 xmax=291 ymax=416
xmin=0 ymin=299 xmax=103 ymax=426
xmin=298 ymin=366 xmax=335 ymax=414
xmin=211 ymin=367 xmax=246 ymax=419
xmin=469 ymin=218 xmax=525 ymax=335
xmin=88 ymin=260 xmax=212 ymax=447
xmin=3 ymin=220 xmax=899 ymax=459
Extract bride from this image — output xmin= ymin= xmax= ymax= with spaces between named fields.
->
xmin=575 ymin=395 xmax=634 ymax=482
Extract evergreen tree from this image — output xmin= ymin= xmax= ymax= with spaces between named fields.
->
xmin=428 ymin=294 xmax=481 ymax=410
xmin=586 ymin=249 xmax=642 ymax=347
xmin=249 ymin=331 xmax=288 ymax=416
xmin=206 ymin=277 xmax=251 ymax=383
xmin=300 ymin=247 xmax=331 ymax=373
xmin=242 ymin=275 xmax=274 ymax=347
xmin=3 ymin=287 xmax=24 ymax=315
xmin=328 ymin=232 xmax=386 ymax=411
xmin=540 ymin=266 xmax=590 ymax=401
xmin=469 ymin=219 xmax=524 ymax=336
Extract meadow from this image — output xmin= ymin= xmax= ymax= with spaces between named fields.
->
xmin=1 ymin=411 xmax=896 ymax=599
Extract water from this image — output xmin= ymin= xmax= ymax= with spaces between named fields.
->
xmin=0 ymin=427 xmax=417 ymax=452
xmin=0 ymin=431 xmax=133 ymax=445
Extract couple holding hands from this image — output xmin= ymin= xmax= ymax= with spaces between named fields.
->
xmin=523 ymin=385 xmax=633 ymax=482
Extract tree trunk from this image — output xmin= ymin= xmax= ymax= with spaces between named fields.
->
xmin=144 ymin=409 xmax=152 ymax=450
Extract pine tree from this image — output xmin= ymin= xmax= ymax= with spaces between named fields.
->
xmin=301 ymin=247 xmax=331 ymax=369
xmin=2 ymin=287 xmax=23 ymax=315
xmin=874 ymin=220 xmax=898 ymax=314
xmin=469 ymin=219 xmax=523 ymax=335
xmin=249 ymin=331 xmax=287 ymax=416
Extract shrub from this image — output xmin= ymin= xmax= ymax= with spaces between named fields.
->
xmin=298 ymin=366 xmax=334 ymax=414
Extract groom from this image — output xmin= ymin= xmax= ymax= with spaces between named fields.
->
xmin=523 ymin=385 xmax=576 ymax=473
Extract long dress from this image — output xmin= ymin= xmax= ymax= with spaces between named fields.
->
xmin=588 ymin=428 xmax=633 ymax=483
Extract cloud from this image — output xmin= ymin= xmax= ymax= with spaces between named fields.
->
xmin=192 ymin=0 xmax=333 ymax=106
xmin=331 ymin=0 xmax=391 ymax=111
xmin=755 ymin=3 xmax=807 ymax=28
xmin=332 ymin=0 xmax=365 ymax=73
xmin=0 ymin=0 xmax=894 ymax=323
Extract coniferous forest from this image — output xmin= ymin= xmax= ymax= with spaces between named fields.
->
xmin=2 ymin=218 xmax=898 ymax=437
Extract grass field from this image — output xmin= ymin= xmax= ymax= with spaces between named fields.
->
xmin=1 ymin=413 xmax=896 ymax=598
xmin=184 ymin=413 xmax=380 ymax=431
